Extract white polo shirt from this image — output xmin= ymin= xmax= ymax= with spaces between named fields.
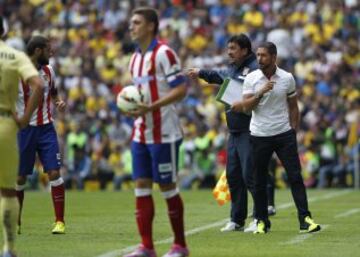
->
xmin=243 ymin=67 xmax=297 ymax=137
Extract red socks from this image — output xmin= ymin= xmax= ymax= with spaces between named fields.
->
xmin=50 ymin=178 xmax=65 ymax=222
xmin=166 ymin=194 xmax=186 ymax=247
xmin=17 ymin=178 xmax=65 ymax=225
xmin=134 ymin=188 xmax=186 ymax=250
xmin=136 ymin=195 xmax=155 ymax=249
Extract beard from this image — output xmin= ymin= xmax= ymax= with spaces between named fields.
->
xmin=228 ymin=57 xmax=241 ymax=66
xmin=259 ymin=62 xmax=270 ymax=71
xmin=38 ymin=55 xmax=49 ymax=66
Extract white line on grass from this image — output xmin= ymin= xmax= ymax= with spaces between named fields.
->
xmin=282 ymin=197 xmax=360 ymax=246
xmin=96 ymin=219 xmax=229 ymax=257
xmin=334 ymin=208 xmax=360 ymax=218
xmin=275 ymin=190 xmax=351 ymax=211
xmin=96 ymin=190 xmax=351 ymax=257
xmin=281 ymin=225 xmax=329 ymax=245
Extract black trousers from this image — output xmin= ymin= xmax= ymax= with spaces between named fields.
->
xmin=267 ymin=156 xmax=277 ymax=206
xmin=251 ymin=129 xmax=311 ymax=223
xmin=226 ymin=132 xmax=255 ymax=225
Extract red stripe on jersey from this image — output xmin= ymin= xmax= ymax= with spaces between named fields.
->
xmin=149 ymin=43 xmax=163 ymax=144
xmin=46 ymin=94 xmax=52 ymax=122
xmin=138 ymin=55 xmax=146 ymax=144
xmin=165 ymin=49 xmax=177 ymax=66
xmin=36 ymin=94 xmax=44 ymax=125
xmin=42 ymin=66 xmax=53 ymax=123
xmin=139 ymin=117 xmax=146 ymax=143
xmin=21 ymin=80 xmax=30 ymax=110
xmin=130 ymin=54 xmax=137 ymax=77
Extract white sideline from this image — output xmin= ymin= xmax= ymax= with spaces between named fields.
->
xmin=334 ymin=208 xmax=360 ymax=218
xmin=282 ymin=195 xmax=360 ymax=245
xmin=96 ymin=190 xmax=351 ymax=257
xmin=95 ymin=219 xmax=229 ymax=257
xmin=281 ymin=225 xmax=329 ymax=245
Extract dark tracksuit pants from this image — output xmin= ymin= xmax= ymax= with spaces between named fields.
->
xmin=251 ymin=129 xmax=311 ymax=224
xmin=267 ymin=157 xmax=277 ymax=207
xmin=226 ymin=132 xmax=255 ymax=225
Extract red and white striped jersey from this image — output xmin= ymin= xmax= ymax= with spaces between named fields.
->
xmin=129 ymin=39 xmax=186 ymax=144
xmin=16 ymin=65 xmax=56 ymax=126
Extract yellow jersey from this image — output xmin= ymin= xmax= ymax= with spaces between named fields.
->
xmin=0 ymin=40 xmax=38 ymax=112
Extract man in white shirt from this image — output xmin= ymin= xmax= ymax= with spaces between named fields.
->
xmin=242 ymin=42 xmax=321 ymax=234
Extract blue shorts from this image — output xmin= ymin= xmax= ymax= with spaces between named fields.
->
xmin=17 ymin=123 xmax=61 ymax=176
xmin=131 ymin=140 xmax=182 ymax=184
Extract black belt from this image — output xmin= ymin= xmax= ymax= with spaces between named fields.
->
xmin=0 ymin=109 xmax=12 ymax=117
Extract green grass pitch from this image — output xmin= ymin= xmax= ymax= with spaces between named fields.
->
xmin=2 ymin=189 xmax=360 ymax=257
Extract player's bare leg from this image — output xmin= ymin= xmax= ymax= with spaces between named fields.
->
xmin=1 ymin=188 xmax=19 ymax=257
xmin=47 ymin=170 xmax=65 ymax=234
xmin=15 ymin=176 xmax=26 ymax=235
xmin=159 ymin=183 xmax=189 ymax=257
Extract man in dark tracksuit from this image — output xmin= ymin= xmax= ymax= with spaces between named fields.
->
xmin=187 ymin=34 xmax=258 ymax=232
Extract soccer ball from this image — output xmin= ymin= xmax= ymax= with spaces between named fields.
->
xmin=116 ymin=85 xmax=143 ymax=112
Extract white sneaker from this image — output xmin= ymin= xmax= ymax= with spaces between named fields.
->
xmin=244 ymin=219 xmax=258 ymax=233
xmin=220 ymin=221 xmax=244 ymax=232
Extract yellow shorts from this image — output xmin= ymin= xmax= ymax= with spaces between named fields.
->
xmin=0 ymin=116 xmax=18 ymax=189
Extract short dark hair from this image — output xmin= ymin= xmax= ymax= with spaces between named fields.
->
xmin=0 ymin=16 xmax=4 ymax=36
xmin=258 ymin=42 xmax=277 ymax=56
xmin=228 ymin=34 xmax=252 ymax=53
xmin=26 ymin=35 xmax=49 ymax=55
xmin=132 ymin=7 xmax=159 ymax=35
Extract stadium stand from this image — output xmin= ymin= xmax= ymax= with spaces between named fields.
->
xmin=1 ymin=0 xmax=358 ymax=189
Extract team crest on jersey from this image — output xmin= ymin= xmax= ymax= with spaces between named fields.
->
xmin=242 ymin=67 xmax=250 ymax=76
xmin=42 ymin=73 xmax=50 ymax=82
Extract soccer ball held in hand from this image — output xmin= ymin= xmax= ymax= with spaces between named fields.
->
xmin=116 ymin=85 xmax=143 ymax=112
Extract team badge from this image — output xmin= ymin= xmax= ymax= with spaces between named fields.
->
xmin=42 ymin=73 xmax=50 ymax=82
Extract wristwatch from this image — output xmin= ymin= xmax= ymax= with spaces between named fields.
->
xmin=254 ymin=91 xmax=263 ymax=100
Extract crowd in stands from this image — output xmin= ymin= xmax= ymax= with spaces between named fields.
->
xmin=2 ymin=0 xmax=359 ymax=190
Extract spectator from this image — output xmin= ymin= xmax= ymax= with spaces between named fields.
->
xmin=181 ymin=136 xmax=216 ymax=189
xmin=64 ymin=145 xmax=92 ymax=190
xmin=112 ymin=146 xmax=133 ymax=191
xmin=0 ymin=0 xmax=358 ymax=191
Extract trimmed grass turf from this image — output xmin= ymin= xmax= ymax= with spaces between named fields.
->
xmin=2 ymin=189 xmax=360 ymax=257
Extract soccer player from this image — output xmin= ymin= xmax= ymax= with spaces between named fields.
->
xmin=123 ymin=7 xmax=189 ymax=257
xmin=0 ymin=16 xmax=44 ymax=257
xmin=242 ymin=42 xmax=321 ymax=234
xmin=15 ymin=35 xmax=66 ymax=235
